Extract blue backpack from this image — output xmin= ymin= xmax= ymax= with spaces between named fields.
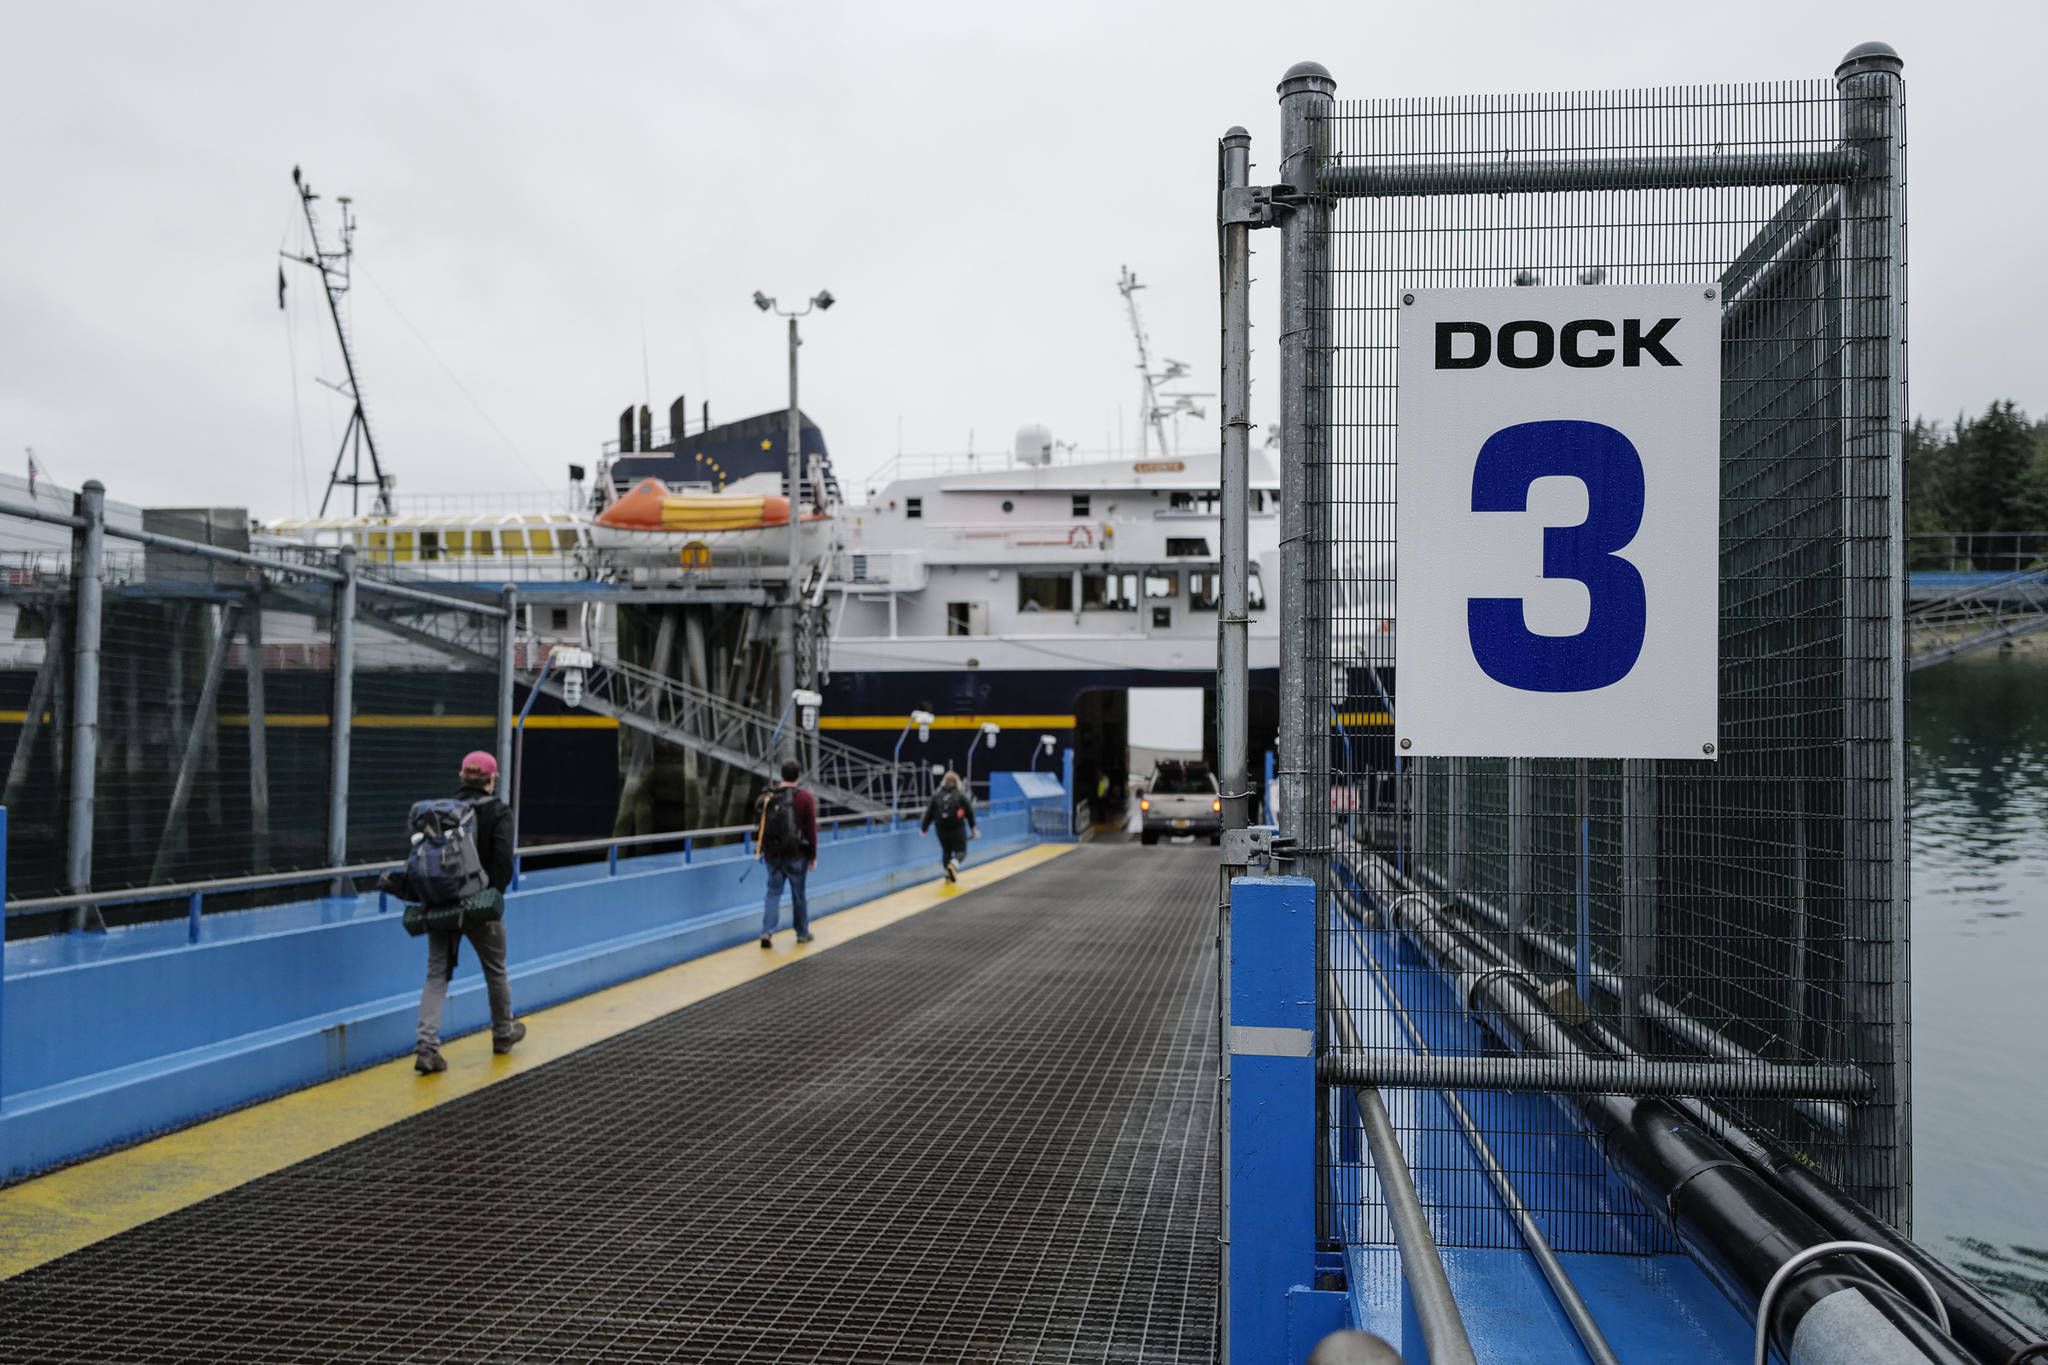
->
xmin=405 ymin=799 xmax=489 ymax=907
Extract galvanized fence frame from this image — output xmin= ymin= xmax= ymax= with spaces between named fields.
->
xmin=1220 ymin=45 xmax=1910 ymax=1278
xmin=0 ymin=482 xmax=516 ymax=927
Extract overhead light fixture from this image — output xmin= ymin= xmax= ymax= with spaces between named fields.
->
xmin=753 ymin=291 xmax=772 ymax=312
xmin=813 ymin=290 xmax=835 ymax=311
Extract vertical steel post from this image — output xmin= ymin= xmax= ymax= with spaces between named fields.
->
xmin=781 ymin=315 xmax=802 ymax=762
xmin=1621 ymin=758 xmax=1657 ymax=1045
xmin=326 ymin=542 xmax=357 ymax=894
xmin=1507 ymin=758 xmax=1531 ymax=960
xmin=1836 ymin=39 xmax=1909 ymax=1225
xmin=244 ymin=590 xmax=270 ymax=872
xmin=497 ymin=584 xmax=518 ymax=785
xmin=152 ymin=602 xmax=241 ymax=883
xmin=1215 ymin=122 xmax=1256 ymax=1362
xmin=1275 ymin=62 xmax=1334 ymax=856
xmin=65 ymin=480 xmax=105 ymax=930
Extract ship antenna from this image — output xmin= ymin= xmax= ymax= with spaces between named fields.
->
xmin=281 ymin=168 xmax=392 ymax=516
xmin=1117 ymin=266 xmax=1171 ymax=462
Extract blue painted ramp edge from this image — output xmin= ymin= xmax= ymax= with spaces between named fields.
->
xmin=1 ymin=822 xmax=1035 ymax=1182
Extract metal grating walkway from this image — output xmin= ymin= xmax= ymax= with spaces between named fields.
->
xmin=0 ymin=844 xmax=1218 ymax=1363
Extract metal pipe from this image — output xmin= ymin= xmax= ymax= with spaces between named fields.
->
xmin=326 ymin=543 xmax=357 ymax=893
xmin=152 ymin=602 xmax=241 ymax=883
xmin=65 ymin=481 xmax=105 ymax=930
xmin=1319 ymin=1051 xmax=1870 ymax=1099
xmin=496 ymin=584 xmax=518 ymax=784
xmin=1215 ymin=122 xmax=1255 ymax=1357
xmin=1336 ymin=946 xmax=1620 ymax=1365
xmin=1835 ymin=37 xmax=1913 ymax=1229
xmin=781 ymin=314 xmax=802 ymax=762
xmin=0 ymin=499 xmax=85 ymax=531
xmin=1324 ymin=968 xmax=1478 ymax=1365
xmin=3 ymin=608 xmax=65 ymax=808
xmin=1275 ymin=61 xmax=1333 ymax=855
xmin=244 ymin=591 xmax=270 ymax=872
xmin=1319 ymin=147 xmax=1862 ymax=199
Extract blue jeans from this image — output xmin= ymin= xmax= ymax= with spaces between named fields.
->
xmin=762 ymin=857 xmax=810 ymax=937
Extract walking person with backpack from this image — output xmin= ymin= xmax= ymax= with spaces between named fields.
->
xmin=757 ymin=759 xmax=818 ymax=948
xmin=920 ymin=770 xmax=978 ymax=884
xmin=404 ymin=751 xmax=523 ymax=1074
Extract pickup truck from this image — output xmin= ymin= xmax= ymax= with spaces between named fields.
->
xmin=1138 ymin=760 xmax=1222 ymax=845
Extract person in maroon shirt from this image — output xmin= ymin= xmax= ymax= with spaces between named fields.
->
xmin=757 ymin=758 xmax=818 ymax=947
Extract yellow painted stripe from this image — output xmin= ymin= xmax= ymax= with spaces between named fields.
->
xmin=0 ymin=711 xmax=52 ymax=724
xmin=1334 ymin=712 xmax=1391 ymax=727
xmin=0 ymin=842 xmax=1072 ymax=1278
xmin=196 ymin=715 xmax=622 ymax=731
xmin=818 ymin=714 xmax=1076 ymax=731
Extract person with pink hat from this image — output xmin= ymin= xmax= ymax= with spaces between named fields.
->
xmin=411 ymin=750 xmax=525 ymax=1073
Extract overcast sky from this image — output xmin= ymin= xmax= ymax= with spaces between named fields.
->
xmin=2 ymin=1 xmax=2041 ymax=517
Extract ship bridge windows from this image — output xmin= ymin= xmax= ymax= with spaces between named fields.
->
xmin=1168 ymin=490 xmax=1220 ymax=516
xmin=1143 ymin=572 xmax=1176 ymax=599
xmin=1082 ymin=571 xmax=1139 ymax=612
xmin=1018 ymin=573 xmax=1074 ymax=613
xmin=1166 ymin=537 xmax=1211 ymax=558
xmin=1072 ymin=493 xmax=1091 ymax=517
xmin=1188 ymin=566 xmax=1266 ymax=612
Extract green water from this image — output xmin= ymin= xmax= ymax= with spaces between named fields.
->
xmin=1911 ymin=652 xmax=2048 ymax=1328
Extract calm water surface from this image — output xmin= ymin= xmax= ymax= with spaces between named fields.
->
xmin=1911 ymin=652 xmax=2048 ymax=1328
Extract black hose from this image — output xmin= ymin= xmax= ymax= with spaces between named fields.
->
xmin=1352 ymin=866 xmax=1981 ymax=1364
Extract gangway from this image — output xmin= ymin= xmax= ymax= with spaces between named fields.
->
xmin=1905 ymin=567 xmax=2048 ymax=670
xmin=352 ymin=583 xmax=923 ymax=815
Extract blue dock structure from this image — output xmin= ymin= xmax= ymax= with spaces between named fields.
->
xmin=4 ymin=40 xmax=2045 ymax=1365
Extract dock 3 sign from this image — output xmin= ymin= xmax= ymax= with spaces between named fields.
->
xmin=1395 ymin=284 xmax=1719 ymax=759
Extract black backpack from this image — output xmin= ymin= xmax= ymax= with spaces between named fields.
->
xmin=404 ymin=798 xmax=489 ymax=907
xmin=761 ymin=787 xmax=804 ymax=859
xmin=934 ymin=786 xmax=967 ymax=826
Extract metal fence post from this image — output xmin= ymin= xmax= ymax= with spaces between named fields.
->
xmin=1276 ymin=61 xmax=1335 ymax=858
xmin=244 ymin=588 xmax=271 ymax=873
xmin=1508 ymin=759 xmax=1531 ymax=960
xmin=1216 ymin=121 xmax=1257 ymax=1362
xmin=1621 ymin=759 xmax=1658 ymax=1045
xmin=1836 ymin=39 xmax=1910 ymax=1225
xmin=497 ymin=584 xmax=518 ymax=785
xmin=326 ymin=542 xmax=357 ymax=895
xmin=66 ymin=480 xmax=105 ymax=931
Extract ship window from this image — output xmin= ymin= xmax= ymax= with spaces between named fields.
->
xmin=1018 ymin=574 xmax=1073 ymax=613
xmin=470 ymin=530 xmax=494 ymax=556
xmin=1168 ymin=490 xmax=1220 ymax=515
xmin=527 ymin=528 xmax=554 ymax=553
xmin=906 ymin=497 xmax=923 ymax=519
xmin=1251 ymin=490 xmax=1268 ymax=512
xmin=946 ymin=602 xmax=988 ymax=636
xmin=1249 ymin=564 xmax=1266 ymax=611
xmin=550 ymin=607 xmax=570 ymax=631
xmin=1001 ymin=500 xmax=1014 ymax=513
xmin=501 ymin=530 xmax=527 ymax=556
xmin=1188 ymin=571 xmax=1220 ymax=611
xmin=419 ymin=530 xmax=441 ymax=561
xmin=1081 ymin=572 xmax=1138 ymax=612
xmin=1143 ymin=572 xmax=1176 ymax=599
xmin=1071 ymin=494 xmax=1090 ymax=517
xmin=1152 ymin=606 xmax=1171 ymax=629
xmin=1166 ymin=537 xmax=1210 ymax=558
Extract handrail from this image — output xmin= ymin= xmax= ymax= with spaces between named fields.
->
xmin=4 ymin=799 xmax=1033 ymax=917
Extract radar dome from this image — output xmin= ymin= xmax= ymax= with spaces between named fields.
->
xmin=1014 ymin=425 xmax=1055 ymax=466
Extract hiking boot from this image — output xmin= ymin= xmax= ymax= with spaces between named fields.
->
xmin=760 ymin=935 xmax=773 ymax=948
xmin=492 ymin=1020 xmax=527 ymax=1055
xmin=414 ymin=1050 xmax=447 ymax=1075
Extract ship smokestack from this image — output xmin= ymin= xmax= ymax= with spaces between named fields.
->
xmin=618 ymin=406 xmax=636 ymax=454
xmin=638 ymin=405 xmax=653 ymax=452
xmin=669 ymin=395 xmax=689 ymax=445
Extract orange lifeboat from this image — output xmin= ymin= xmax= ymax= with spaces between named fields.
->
xmin=595 ymin=478 xmax=792 ymax=532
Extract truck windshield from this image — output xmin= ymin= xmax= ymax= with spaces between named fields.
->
xmin=1149 ymin=763 xmax=1215 ymax=795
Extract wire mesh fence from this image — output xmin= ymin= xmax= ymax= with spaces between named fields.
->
xmin=1286 ymin=69 xmax=1909 ymax=1252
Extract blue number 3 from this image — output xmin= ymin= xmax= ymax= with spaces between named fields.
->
xmin=1466 ymin=420 xmax=1647 ymax=693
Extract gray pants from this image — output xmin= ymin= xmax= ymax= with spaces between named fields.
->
xmin=416 ymin=918 xmax=516 ymax=1053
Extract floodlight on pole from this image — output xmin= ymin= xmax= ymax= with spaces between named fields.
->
xmin=892 ymin=709 xmax=938 ymax=817
xmin=753 ymin=286 xmax=838 ymax=760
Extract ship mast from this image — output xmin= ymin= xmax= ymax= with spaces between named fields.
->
xmin=1117 ymin=266 xmax=1208 ymax=461
xmin=282 ymin=166 xmax=392 ymax=516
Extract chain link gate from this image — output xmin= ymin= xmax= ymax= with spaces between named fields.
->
xmin=1218 ymin=44 xmax=1908 ymax=1330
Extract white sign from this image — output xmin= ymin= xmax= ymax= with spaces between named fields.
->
xmin=1395 ymin=283 xmax=1719 ymax=759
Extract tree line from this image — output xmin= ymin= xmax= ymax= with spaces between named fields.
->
xmin=1907 ymin=401 xmax=2048 ymax=564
